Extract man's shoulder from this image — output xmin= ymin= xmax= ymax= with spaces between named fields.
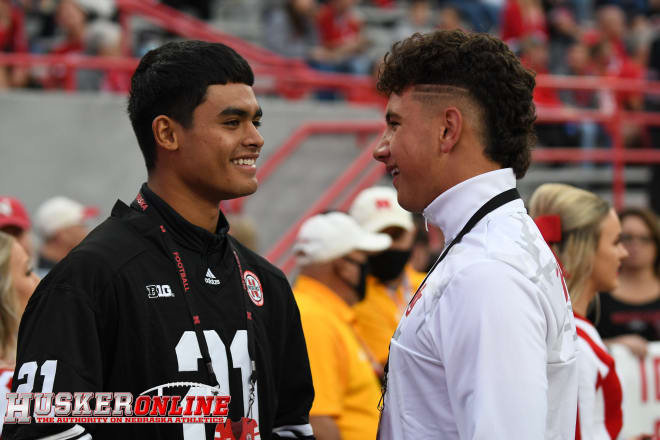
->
xmin=70 ymin=207 xmax=154 ymax=270
xmin=35 ymin=203 xmax=158 ymax=295
xmin=481 ymin=210 xmax=559 ymax=282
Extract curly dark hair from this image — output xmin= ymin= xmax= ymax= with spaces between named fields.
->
xmin=377 ymin=30 xmax=537 ymax=178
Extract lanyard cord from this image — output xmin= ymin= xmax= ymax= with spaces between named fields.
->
xmin=133 ymin=195 xmax=258 ymax=418
xmin=377 ymin=188 xmax=520 ymax=412
xmin=230 ymin=246 xmax=258 ymax=419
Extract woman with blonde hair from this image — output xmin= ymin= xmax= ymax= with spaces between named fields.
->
xmin=529 ymin=183 xmax=629 ymax=439
xmin=0 ymin=230 xmax=39 ymax=434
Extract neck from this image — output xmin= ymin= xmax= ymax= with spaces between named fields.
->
xmin=383 ymin=272 xmax=404 ymax=291
xmin=572 ymin=284 xmax=596 ymax=317
xmin=438 ymin=150 xmax=501 ymax=197
xmin=40 ymin=242 xmax=69 ymax=264
xmin=331 ymin=276 xmax=359 ymax=306
xmin=68 ymin=26 xmax=85 ymax=42
xmin=619 ymin=265 xmax=657 ymax=283
xmin=148 ymin=174 xmax=220 ymax=234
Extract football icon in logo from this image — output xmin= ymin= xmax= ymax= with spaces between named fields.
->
xmin=243 ymin=271 xmax=264 ymax=306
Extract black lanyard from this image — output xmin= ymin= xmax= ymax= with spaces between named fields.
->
xmin=378 ymin=187 xmax=520 ymax=412
xmin=133 ymin=194 xmax=258 ymax=419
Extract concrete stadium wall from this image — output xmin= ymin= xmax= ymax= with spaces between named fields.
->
xmin=0 ymin=91 xmax=382 ymax=250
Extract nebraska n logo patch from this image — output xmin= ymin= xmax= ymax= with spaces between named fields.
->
xmin=243 ymin=271 xmax=264 ymax=306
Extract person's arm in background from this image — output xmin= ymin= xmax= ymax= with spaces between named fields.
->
xmin=604 ymin=334 xmax=648 ymax=358
xmin=309 ymin=416 xmax=340 ymax=440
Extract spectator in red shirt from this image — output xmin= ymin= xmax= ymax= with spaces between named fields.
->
xmin=45 ymin=0 xmax=87 ymax=89
xmin=0 ymin=0 xmax=28 ymax=88
xmin=521 ymin=37 xmax=568 ymax=147
xmin=313 ymin=0 xmax=370 ymax=75
xmin=596 ymin=5 xmax=628 ymax=62
xmin=500 ymin=0 xmax=548 ymax=53
xmin=79 ymin=20 xmax=130 ymax=93
xmin=51 ymin=0 xmax=86 ymax=55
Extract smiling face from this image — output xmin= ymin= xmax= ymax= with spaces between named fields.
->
xmin=373 ymin=89 xmax=445 ymax=213
xmin=171 ymin=83 xmax=264 ymax=201
xmin=590 ymin=209 xmax=629 ymax=292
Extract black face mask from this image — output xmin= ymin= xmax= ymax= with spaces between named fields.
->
xmin=337 ymin=257 xmax=369 ymax=302
xmin=367 ymin=249 xmax=412 ymax=283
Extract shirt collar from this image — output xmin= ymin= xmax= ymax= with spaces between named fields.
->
xmin=422 ymin=168 xmax=517 ymax=246
xmin=294 ymin=275 xmax=355 ymax=324
xmin=138 ymin=183 xmax=230 ymax=251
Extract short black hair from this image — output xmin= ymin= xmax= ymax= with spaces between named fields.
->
xmin=377 ymin=30 xmax=537 ymax=179
xmin=127 ymin=40 xmax=255 ymax=171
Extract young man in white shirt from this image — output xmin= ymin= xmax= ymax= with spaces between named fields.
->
xmin=373 ymin=30 xmax=579 ymax=439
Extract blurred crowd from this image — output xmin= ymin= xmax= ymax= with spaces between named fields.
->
xmin=0 ymin=0 xmax=126 ymax=91
xmin=261 ymin=0 xmax=659 ymax=148
xmin=1 ymin=0 xmax=659 ymax=106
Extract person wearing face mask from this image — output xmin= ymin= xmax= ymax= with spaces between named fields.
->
xmin=529 ymin=184 xmax=649 ymax=440
xmin=348 ymin=186 xmax=426 ymax=369
xmin=292 ymin=212 xmax=391 ymax=440
xmin=0 ymin=231 xmax=40 ymax=434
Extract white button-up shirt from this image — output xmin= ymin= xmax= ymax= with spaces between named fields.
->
xmin=378 ymin=168 xmax=578 ymax=440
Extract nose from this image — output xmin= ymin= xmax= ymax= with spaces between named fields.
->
xmin=619 ymin=243 xmax=629 ymax=260
xmin=373 ymin=131 xmax=391 ymax=163
xmin=244 ymin=122 xmax=264 ymax=150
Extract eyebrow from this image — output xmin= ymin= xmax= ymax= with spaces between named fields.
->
xmin=219 ymin=107 xmax=263 ymax=118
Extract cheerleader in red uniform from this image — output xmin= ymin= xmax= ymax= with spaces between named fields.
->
xmin=530 ymin=183 xmax=628 ymax=439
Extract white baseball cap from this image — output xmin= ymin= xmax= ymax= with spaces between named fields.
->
xmin=349 ymin=186 xmax=414 ymax=233
xmin=294 ymin=212 xmax=392 ymax=265
xmin=35 ymin=196 xmax=99 ymax=238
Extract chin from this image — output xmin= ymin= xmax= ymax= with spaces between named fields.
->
xmin=229 ymin=184 xmax=258 ymax=200
xmin=600 ymin=278 xmax=619 ymax=293
xmin=396 ymin=191 xmax=422 ymax=214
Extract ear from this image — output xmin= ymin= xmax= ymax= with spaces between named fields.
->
xmin=152 ymin=115 xmax=180 ymax=153
xmin=438 ymin=106 xmax=463 ymax=154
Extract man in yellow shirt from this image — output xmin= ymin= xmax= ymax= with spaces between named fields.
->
xmin=293 ymin=212 xmax=390 ymax=440
xmin=349 ymin=186 xmax=427 ymax=368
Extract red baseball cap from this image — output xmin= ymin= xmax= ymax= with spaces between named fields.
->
xmin=0 ymin=196 xmax=31 ymax=231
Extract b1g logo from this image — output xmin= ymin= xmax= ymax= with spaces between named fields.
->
xmin=146 ymin=284 xmax=174 ymax=299
xmin=243 ymin=271 xmax=263 ymax=306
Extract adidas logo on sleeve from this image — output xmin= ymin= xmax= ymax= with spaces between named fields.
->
xmin=204 ymin=269 xmax=220 ymax=285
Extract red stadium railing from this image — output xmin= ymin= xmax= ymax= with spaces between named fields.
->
xmin=266 ymin=136 xmax=386 ymax=274
xmin=115 ymin=0 xmax=380 ymax=101
xmin=261 ymin=105 xmax=660 ymax=273
xmin=116 ymin=0 xmax=290 ymax=67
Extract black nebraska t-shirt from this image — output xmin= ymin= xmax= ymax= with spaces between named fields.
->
xmin=5 ymin=184 xmax=314 ymax=440
xmin=595 ymin=292 xmax=660 ymax=341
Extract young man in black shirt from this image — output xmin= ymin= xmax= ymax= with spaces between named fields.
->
xmin=5 ymin=41 xmax=314 ymax=440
